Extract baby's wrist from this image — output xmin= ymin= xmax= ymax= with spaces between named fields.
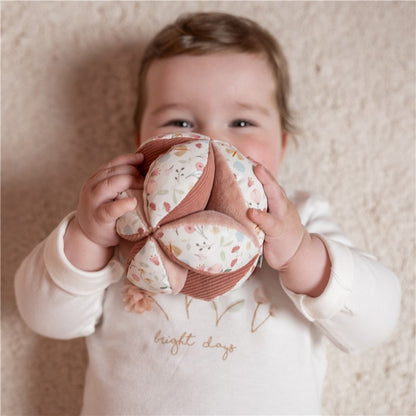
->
xmin=279 ymin=233 xmax=331 ymax=297
xmin=64 ymin=217 xmax=114 ymax=271
xmin=279 ymin=231 xmax=311 ymax=272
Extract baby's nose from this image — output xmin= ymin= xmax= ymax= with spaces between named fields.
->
xmin=197 ymin=127 xmax=226 ymax=142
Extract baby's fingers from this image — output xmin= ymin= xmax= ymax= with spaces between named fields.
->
xmin=252 ymin=164 xmax=289 ymax=217
xmin=248 ymin=208 xmax=279 ymax=238
xmin=103 ymin=152 xmax=144 ymax=171
xmin=96 ymin=197 xmax=137 ymax=224
xmin=92 ymin=173 xmax=142 ymax=205
xmin=89 ymin=153 xmax=144 ymax=187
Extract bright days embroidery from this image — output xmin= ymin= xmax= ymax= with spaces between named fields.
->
xmin=149 ymin=287 xmax=278 ymax=361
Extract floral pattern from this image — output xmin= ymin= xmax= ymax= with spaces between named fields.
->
xmin=144 ymin=139 xmax=210 ymax=228
xmin=157 ymin=222 xmax=257 ymax=273
xmin=126 ymin=238 xmax=173 ymax=294
xmin=213 ymin=140 xmax=267 ymax=245
xmin=116 ymin=191 xmax=148 ymax=240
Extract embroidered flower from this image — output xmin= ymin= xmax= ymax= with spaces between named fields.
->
xmin=269 ymin=305 xmax=279 ymax=317
xmin=254 ymin=286 xmax=269 ymax=304
xmin=123 ymin=285 xmax=154 ymax=313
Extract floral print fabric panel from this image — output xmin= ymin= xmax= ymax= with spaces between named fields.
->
xmin=156 ymin=218 xmax=259 ymax=274
xmin=145 ymin=139 xmax=210 ymax=228
xmin=126 ymin=238 xmax=173 ymax=294
xmin=213 ymin=140 xmax=267 ymax=245
xmin=116 ymin=190 xmax=149 ymax=240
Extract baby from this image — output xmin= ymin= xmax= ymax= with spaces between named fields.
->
xmin=15 ymin=12 xmax=401 ymax=415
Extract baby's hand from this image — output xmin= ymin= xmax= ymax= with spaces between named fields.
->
xmin=248 ymin=164 xmax=330 ymax=297
xmin=75 ymin=152 xmax=144 ymax=247
xmin=64 ymin=152 xmax=144 ymax=271
xmin=248 ymin=164 xmax=306 ymax=271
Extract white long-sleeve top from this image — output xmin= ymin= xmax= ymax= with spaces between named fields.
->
xmin=15 ymin=191 xmax=401 ymax=415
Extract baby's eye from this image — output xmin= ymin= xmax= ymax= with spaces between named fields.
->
xmin=230 ymin=120 xmax=255 ymax=128
xmin=164 ymin=120 xmax=193 ymax=128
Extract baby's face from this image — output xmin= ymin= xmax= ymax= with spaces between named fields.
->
xmin=140 ymin=52 xmax=287 ymax=175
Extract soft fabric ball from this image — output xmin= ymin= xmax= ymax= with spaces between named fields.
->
xmin=116 ymin=132 xmax=267 ymax=302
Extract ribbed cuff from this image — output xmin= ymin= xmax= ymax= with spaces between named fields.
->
xmin=281 ymin=236 xmax=354 ymax=320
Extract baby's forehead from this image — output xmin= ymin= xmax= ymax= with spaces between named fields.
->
xmin=147 ymin=50 xmax=271 ymax=69
xmin=145 ymin=52 xmax=277 ymax=92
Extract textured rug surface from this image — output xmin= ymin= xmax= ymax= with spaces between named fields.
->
xmin=2 ymin=2 xmax=415 ymax=415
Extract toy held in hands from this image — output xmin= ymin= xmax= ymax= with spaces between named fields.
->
xmin=116 ymin=132 xmax=267 ymax=308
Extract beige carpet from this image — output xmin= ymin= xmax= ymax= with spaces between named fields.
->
xmin=2 ymin=2 xmax=415 ymax=415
